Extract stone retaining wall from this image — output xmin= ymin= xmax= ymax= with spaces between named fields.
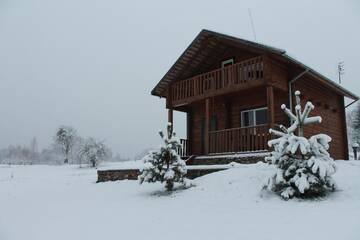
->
xmin=97 ymin=168 xmax=227 ymax=183
xmin=97 ymin=153 xmax=269 ymax=183
xmin=97 ymin=169 xmax=140 ymax=182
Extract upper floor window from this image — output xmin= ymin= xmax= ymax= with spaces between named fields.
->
xmin=221 ymin=58 xmax=234 ymax=68
xmin=241 ymin=107 xmax=267 ymax=127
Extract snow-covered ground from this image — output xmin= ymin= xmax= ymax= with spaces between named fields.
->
xmin=0 ymin=161 xmax=360 ymax=240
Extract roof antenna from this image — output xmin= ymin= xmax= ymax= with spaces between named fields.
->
xmin=338 ymin=61 xmax=344 ymax=84
xmin=248 ymin=8 xmax=257 ymax=41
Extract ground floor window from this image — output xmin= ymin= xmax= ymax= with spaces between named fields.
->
xmin=241 ymin=107 xmax=267 ymax=127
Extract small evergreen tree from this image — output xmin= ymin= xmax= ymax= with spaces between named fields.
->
xmin=264 ymin=91 xmax=336 ymax=199
xmin=138 ymin=123 xmax=187 ymax=191
xmin=347 ymin=102 xmax=360 ymax=146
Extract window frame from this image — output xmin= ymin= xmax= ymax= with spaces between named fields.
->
xmin=221 ymin=58 xmax=234 ymax=68
xmin=241 ymin=107 xmax=268 ymax=127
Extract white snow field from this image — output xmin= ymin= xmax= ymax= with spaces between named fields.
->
xmin=1 ymin=161 xmax=360 ymax=240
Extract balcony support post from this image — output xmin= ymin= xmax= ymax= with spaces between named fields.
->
xmin=167 ymin=86 xmax=173 ymax=126
xmin=205 ymin=98 xmax=211 ymax=154
xmin=187 ymin=111 xmax=192 ymax=155
xmin=168 ymin=109 xmax=173 ymax=125
xmin=267 ymin=85 xmax=275 ymax=129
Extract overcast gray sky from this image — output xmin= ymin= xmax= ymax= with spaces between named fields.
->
xmin=0 ymin=0 xmax=359 ymax=158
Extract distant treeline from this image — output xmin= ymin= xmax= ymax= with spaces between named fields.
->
xmin=0 ymin=126 xmax=130 ymax=166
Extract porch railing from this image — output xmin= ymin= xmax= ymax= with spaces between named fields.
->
xmin=177 ymin=138 xmax=189 ymax=157
xmin=209 ymin=125 xmax=269 ymax=154
xmin=171 ymin=56 xmax=265 ymax=105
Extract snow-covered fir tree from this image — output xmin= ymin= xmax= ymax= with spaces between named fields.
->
xmin=138 ymin=123 xmax=188 ymax=191
xmin=347 ymin=102 xmax=360 ymax=146
xmin=264 ymin=90 xmax=336 ymax=199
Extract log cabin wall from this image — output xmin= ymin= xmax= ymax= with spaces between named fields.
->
xmin=182 ymin=44 xmax=269 ymax=155
xmin=268 ymin=61 xmax=347 ymax=159
xmin=177 ymin=49 xmax=349 ymax=158
xmin=293 ymin=76 xmax=347 ymax=160
xmin=211 ymin=47 xmax=258 ymax=69
xmin=273 ymin=88 xmax=290 ymax=126
xmin=187 ymin=75 xmax=347 ymax=158
xmin=188 ymin=87 xmax=269 ymax=155
xmin=270 ymin=61 xmax=288 ymax=92
xmin=184 ymin=75 xmax=347 ymax=158
xmin=190 ymin=101 xmax=205 ymax=155
xmin=153 ymin=30 xmax=358 ymax=158
xmin=228 ymin=88 xmax=267 ymax=128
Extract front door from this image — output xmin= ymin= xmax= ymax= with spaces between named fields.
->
xmin=221 ymin=58 xmax=234 ymax=87
xmin=200 ymin=115 xmax=217 ymax=154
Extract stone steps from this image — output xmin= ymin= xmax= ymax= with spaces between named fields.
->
xmin=186 ymin=151 xmax=269 ymax=165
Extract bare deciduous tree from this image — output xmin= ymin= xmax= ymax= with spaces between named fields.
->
xmin=55 ymin=126 xmax=77 ymax=164
xmin=79 ymin=138 xmax=110 ymax=167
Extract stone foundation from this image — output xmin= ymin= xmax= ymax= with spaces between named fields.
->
xmin=97 ymin=168 xmax=228 ymax=183
xmin=97 ymin=152 xmax=269 ymax=183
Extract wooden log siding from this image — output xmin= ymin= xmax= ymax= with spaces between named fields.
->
xmin=152 ymin=30 xmax=358 ymax=159
xmin=209 ymin=124 xmax=269 ymax=153
xmin=171 ymin=56 xmax=265 ymax=106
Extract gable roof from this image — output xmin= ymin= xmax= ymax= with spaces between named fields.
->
xmin=152 ymin=29 xmax=358 ymax=100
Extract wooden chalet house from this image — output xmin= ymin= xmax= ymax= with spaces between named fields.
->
xmin=151 ymin=30 xmax=358 ymax=161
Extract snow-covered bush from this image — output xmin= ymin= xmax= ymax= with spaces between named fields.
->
xmin=264 ymin=91 xmax=336 ymax=199
xmin=138 ymin=123 xmax=188 ymax=191
xmin=79 ymin=138 xmax=110 ymax=167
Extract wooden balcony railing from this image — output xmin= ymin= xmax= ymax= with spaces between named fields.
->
xmin=177 ymin=138 xmax=189 ymax=157
xmin=209 ymin=125 xmax=269 ymax=154
xmin=171 ymin=56 xmax=265 ymax=105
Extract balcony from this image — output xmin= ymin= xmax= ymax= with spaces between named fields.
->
xmin=170 ymin=56 xmax=267 ymax=107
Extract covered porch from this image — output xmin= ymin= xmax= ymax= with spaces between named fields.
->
xmin=171 ymin=85 xmax=277 ymax=158
xmin=178 ymin=125 xmax=270 ymax=158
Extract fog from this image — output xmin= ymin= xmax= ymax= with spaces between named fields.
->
xmin=0 ymin=0 xmax=359 ymax=158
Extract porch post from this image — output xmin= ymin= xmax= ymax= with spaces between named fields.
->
xmin=168 ymin=109 xmax=173 ymax=125
xmin=340 ymin=97 xmax=349 ymax=160
xmin=267 ymin=86 xmax=275 ymax=129
xmin=167 ymin=86 xmax=173 ymax=125
xmin=205 ymin=98 xmax=211 ymax=154
xmin=187 ymin=111 xmax=192 ymax=155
